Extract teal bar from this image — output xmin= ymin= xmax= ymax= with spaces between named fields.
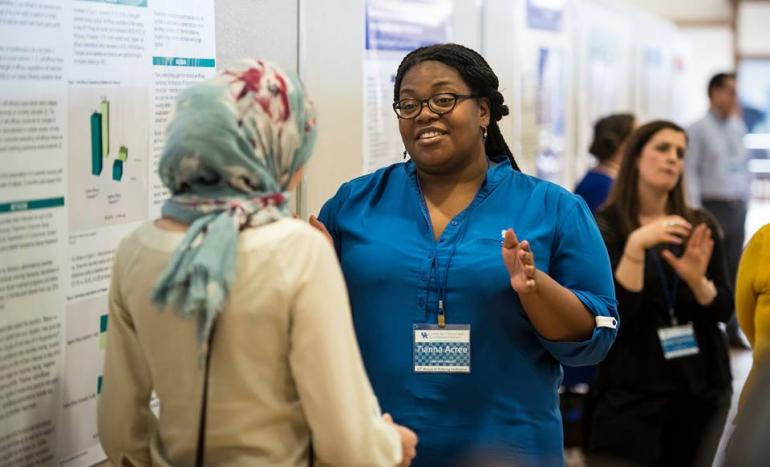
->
xmin=91 ymin=111 xmax=103 ymax=175
xmin=152 ymin=56 xmax=216 ymax=68
xmin=100 ymin=314 xmax=109 ymax=333
xmin=112 ymin=159 xmax=124 ymax=181
xmin=0 ymin=197 xmax=64 ymax=214
xmin=82 ymin=0 xmax=147 ymax=7
xmin=97 ymin=376 xmax=103 ymax=394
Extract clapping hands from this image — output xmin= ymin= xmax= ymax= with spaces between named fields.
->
xmin=660 ymin=223 xmax=714 ymax=286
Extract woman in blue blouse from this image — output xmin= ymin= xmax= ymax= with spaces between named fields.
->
xmin=312 ymin=44 xmax=618 ymax=466
xmin=574 ymin=113 xmax=636 ymax=213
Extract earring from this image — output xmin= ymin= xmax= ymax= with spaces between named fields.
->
xmin=403 ymin=149 xmax=408 ymax=159
xmin=482 ymin=127 xmax=488 ymax=141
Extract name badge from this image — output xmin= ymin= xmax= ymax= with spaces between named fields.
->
xmin=413 ymin=324 xmax=471 ymax=373
xmin=657 ymin=323 xmax=699 ymax=360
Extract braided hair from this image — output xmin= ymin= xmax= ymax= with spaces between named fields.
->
xmin=393 ymin=43 xmax=519 ymax=171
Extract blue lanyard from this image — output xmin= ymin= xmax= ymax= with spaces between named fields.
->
xmin=414 ymin=176 xmax=483 ymax=328
xmin=651 ymin=252 xmax=679 ymax=326
xmin=432 ymin=218 xmax=473 ymax=327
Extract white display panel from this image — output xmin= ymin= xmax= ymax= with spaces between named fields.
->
xmin=515 ymin=0 xmax=573 ymax=186
xmin=0 ymin=1 xmax=216 ymax=465
xmin=573 ymin=0 xmax=634 ymax=175
xmin=363 ymin=0 xmax=454 ymax=173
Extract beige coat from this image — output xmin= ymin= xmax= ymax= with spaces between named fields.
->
xmin=98 ymin=219 xmax=401 ymax=467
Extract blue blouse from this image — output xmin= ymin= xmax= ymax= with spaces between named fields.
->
xmin=574 ymin=169 xmax=614 ymax=213
xmin=319 ymin=160 xmax=618 ymax=466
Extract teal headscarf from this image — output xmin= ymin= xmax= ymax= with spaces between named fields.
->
xmin=152 ymin=59 xmax=317 ymax=345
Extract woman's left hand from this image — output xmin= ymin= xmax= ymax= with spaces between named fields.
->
xmin=502 ymin=228 xmax=537 ymax=294
xmin=661 ymin=223 xmax=714 ymax=286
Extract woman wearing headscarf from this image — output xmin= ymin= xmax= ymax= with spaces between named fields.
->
xmin=97 ymin=59 xmax=417 ymax=467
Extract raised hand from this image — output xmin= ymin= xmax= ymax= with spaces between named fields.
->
xmin=660 ymin=223 xmax=714 ymax=285
xmin=628 ymin=215 xmax=692 ymax=251
xmin=501 ymin=228 xmax=537 ymax=294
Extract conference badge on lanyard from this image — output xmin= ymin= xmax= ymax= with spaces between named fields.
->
xmin=413 ymin=324 xmax=471 ymax=373
xmin=652 ymin=253 xmax=699 ymax=360
xmin=658 ymin=323 xmax=699 ymax=360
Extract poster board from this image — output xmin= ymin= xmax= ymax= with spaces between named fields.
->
xmin=363 ymin=0 xmax=453 ymax=173
xmin=0 ymin=1 xmax=216 ymax=465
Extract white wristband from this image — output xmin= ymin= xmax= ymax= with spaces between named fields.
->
xmin=595 ymin=316 xmax=618 ymax=329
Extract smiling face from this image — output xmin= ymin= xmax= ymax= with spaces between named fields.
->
xmin=397 ymin=60 xmax=489 ymax=175
xmin=636 ymin=128 xmax=688 ymax=194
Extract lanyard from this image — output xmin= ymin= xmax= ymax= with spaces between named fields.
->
xmin=416 ymin=181 xmax=482 ymax=328
xmin=432 ymin=220 xmax=471 ymax=327
xmin=651 ymin=252 xmax=679 ymax=326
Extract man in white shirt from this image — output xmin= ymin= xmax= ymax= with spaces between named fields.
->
xmin=686 ymin=72 xmax=752 ymax=349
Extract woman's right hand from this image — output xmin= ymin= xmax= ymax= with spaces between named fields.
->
xmin=626 ymin=215 xmax=692 ymax=255
xmin=383 ymin=413 xmax=418 ymax=467
xmin=309 ymin=215 xmax=333 ymax=246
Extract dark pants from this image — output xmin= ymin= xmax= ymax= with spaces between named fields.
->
xmin=702 ymin=199 xmax=747 ymax=336
xmin=588 ymin=389 xmax=732 ymax=467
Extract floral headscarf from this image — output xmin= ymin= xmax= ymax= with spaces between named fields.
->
xmin=152 ymin=59 xmax=317 ymax=345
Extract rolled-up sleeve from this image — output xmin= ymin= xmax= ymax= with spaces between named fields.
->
xmin=538 ymin=197 xmax=619 ymax=366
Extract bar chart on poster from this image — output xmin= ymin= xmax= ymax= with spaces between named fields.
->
xmin=68 ymin=88 xmax=149 ymax=232
xmin=0 ymin=1 xmax=216 ymax=466
xmin=89 ymin=98 xmax=129 ymax=182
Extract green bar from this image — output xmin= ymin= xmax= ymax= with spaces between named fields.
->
xmin=117 ymin=145 xmax=128 ymax=161
xmin=100 ymin=99 xmax=110 ymax=158
xmin=0 ymin=197 xmax=64 ymax=214
xmin=152 ymin=56 xmax=216 ymax=68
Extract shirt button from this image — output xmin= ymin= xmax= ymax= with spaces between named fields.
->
xmin=450 ymin=220 xmax=458 ymax=226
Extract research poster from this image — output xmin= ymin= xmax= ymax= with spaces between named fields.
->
xmin=632 ymin=15 xmax=676 ymax=122
xmin=574 ymin=0 xmax=633 ymax=171
xmin=0 ymin=1 xmax=215 ymax=465
xmin=517 ymin=0 xmax=570 ymax=185
xmin=363 ymin=0 xmax=453 ymax=173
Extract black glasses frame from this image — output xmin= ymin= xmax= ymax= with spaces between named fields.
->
xmin=392 ymin=93 xmax=480 ymax=119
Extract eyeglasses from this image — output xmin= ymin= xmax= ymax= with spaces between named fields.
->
xmin=392 ymin=93 xmax=479 ymax=119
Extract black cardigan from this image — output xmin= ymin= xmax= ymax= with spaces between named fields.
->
xmin=592 ymin=207 xmax=733 ymax=397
